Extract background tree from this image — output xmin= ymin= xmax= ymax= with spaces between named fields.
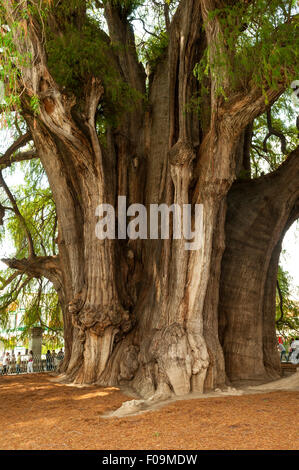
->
xmin=0 ymin=0 xmax=298 ymax=399
xmin=0 ymin=155 xmax=63 ymax=347
xmin=276 ymin=264 xmax=299 ymax=335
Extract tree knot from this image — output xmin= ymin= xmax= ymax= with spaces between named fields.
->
xmin=72 ymin=302 xmax=135 ymax=337
xmin=68 ymin=292 xmax=85 ymax=316
xmin=119 ymin=345 xmax=140 ymax=382
xmin=168 ymin=139 xmax=195 ymax=167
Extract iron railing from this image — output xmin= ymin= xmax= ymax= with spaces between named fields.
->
xmin=0 ymin=354 xmax=63 ymax=375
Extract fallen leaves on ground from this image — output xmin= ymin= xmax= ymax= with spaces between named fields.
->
xmin=0 ymin=373 xmax=298 ymax=450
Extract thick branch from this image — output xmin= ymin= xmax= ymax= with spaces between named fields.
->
xmin=233 ymin=146 xmax=299 ymax=214
xmin=263 ymin=110 xmax=287 ymax=155
xmin=221 ymin=85 xmax=286 ymax=138
xmin=219 ymin=15 xmax=297 ymax=136
xmin=0 ymin=270 xmax=21 ymax=290
xmin=164 ymin=2 xmax=171 ymax=32
xmin=198 ymin=4 xmax=296 ymax=136
xmin=0 ymin=131 xmax=36 ymax=169
xmin=1 ymin=131 xmax=32 ymax=158
xmin=168 ymin=0 xmax=204 ymax=144
xmin=0 ymin=150 xmax=38 ymax=169
xmin=199 ymin=0 xmax=231 ymax=100
xmin=104 ymin=2 xmax=146 ymax=95
xmin=1 ymin=256 xmax=62 ymax=287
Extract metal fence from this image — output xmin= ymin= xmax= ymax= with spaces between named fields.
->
xmin=0 ymin=354 xmax=63 ymax=375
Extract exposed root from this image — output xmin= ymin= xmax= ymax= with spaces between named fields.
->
xmin=248 ymin=370 xmax=299 ymax=392
xmin=106 ymin=384 xmax=244 ymax=418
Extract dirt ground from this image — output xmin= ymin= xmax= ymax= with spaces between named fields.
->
xmin=0 ymin=373 xmax=298 ymax=450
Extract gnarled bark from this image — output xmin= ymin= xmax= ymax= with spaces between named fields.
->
xmin=1 ymin=0 xmax=298 ymax=400
xmin=219 ymin=149 xmax=299 ymax=382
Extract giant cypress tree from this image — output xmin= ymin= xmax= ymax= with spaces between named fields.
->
xmin=0 ymin=0 xmax=298 ymax=398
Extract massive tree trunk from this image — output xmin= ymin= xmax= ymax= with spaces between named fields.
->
xmin=2 ymin=0 xmax=298 ymax=400
xmin=219 ymin=151 xmax=299 ymax=383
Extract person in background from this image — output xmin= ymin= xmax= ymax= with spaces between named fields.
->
xmin=51 ymin=350 xmax=57 ymax=370
xmin=16 ymin=352 xmax=21 ymax=374
xmin=27 ymin=350 xmax=33 ymax=373
xmin=287 ymin=338 xmax=294 ymax=362
xmin=2 ymin=352 xmax=10 ymax=375
xmin=46 ymin=350 xmax=52 ymax=371
xmin=57 ymin=349 xmax=64 ymax=361
xmin=10 ymin=352 xmax=16 ymax=374
xmin=56 ymin=349 xmax=64 ymax=371
xmin=289 ymin=337 xmax=299 ymax=365
xmin=278 ymin=342 xmax=287 ymax=362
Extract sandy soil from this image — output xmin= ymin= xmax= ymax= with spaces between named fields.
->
xmin=0 ymin=372 xmax=298 ymax=450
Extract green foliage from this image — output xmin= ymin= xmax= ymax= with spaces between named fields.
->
xmin=18 ymin=282 xmax=63 ymax=344
xmin=2 ymin=164 xmax=56 ymax=258
xmin=250 ymin=91 xmax=298 ymax=177
xmin=0 ymin=0 xmax=144 ymax=129
xmin=139 ymin=31 xmax=169 ymax=70
xmin=0 ymin=155 xmax=63 ymax=344
xmin=276 ymin=264 xmax=299 ymax=334
xmin=0 ymin=334 xmax=18 ymax=350
xmin=135 ymin=1 xmax=179 ymax=70
xmin=29 ymin=95 xmax=40 ymax=116
xmin=46 ymin=18 xmax=142 ymax=112
xmin=46 ymin=21 xmax=106 ymax=92
xmin=0 ymin=274 xmax=24 ymax=328
xmin=0 ymin=21 xmax=28 ymax=117
xmin=195 ymin=0 xmax=298 ymax=98
xmin=0 ymin=278 xmax=64 ymax=348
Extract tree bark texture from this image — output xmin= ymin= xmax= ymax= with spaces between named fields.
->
xmin=2 ymin=0 xmax=298 ymax=399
